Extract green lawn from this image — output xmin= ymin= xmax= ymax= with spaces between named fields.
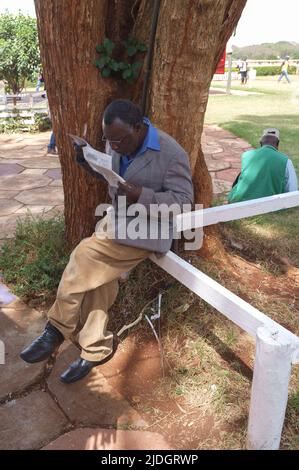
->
xmin=205 ymin=76 xmax=299 ymax=269
xmin=206 ymin=76 xmax=299 ymax=173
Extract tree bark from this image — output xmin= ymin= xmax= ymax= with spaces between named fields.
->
xmin=34 ymin=0 xmax=136 ymax=248
xmin=138 ymin=0 xmax=246 ymax=256
xmin=34 ymin=0 xmax=246 ymax=253
xmin=144 ymin=0 xmax=246 ymax=205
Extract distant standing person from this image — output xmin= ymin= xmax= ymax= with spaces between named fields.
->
xmin=42 ymin=91 xmax=57 ymax=155
xmin=278 ymin=57 xmax=291 ymax=83
xmin=36 ymin=70 xmax=44 ymax=92
xmin=47 ymin=132 xmax=57 ymax=155
xmin=240 ymin=58 xmax=248 ymax=85
xmin=236 ymin=58 xmax=242 ymax=71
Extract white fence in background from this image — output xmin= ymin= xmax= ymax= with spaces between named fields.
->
xmin=151 ymin=190 xmax=299 ymax=450
xmin=0 ymin=91 xmax=48 ymax=120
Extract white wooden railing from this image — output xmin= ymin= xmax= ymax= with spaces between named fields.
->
xmin=150 ymin=190 xmax=299 ymax=450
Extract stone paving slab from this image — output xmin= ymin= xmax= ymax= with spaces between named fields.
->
xmin=0 ymin=299 xmax=46 ymax=400
xmin=0 ymin=391 xmax=68 ymax=450
xmin=215 ymin=168 xmax=240 ymax=182
xmin=0 ymin=133 xmax=63 ymax=240
xmin=0 ymin=214 xmax=25 ymax=238
xmin=0 ymin=163 xmax=24 ymax=176
xmin=22 ymin=169 xmax=47 ymax=175
xmin=46 ymin=205 xmax=64 ymax=216
xmin=43 ymin=428 xmax=173 ymax=450
xmin=14 ymin=157 xmax=60 ymax=169
xmin=49 ymin=179 xmax=63 ymax=187
xmin=0 ymin=174 xmax=51 ymax=191
xmin=202 ymin=125 xmax=252 ymax=195
xmin=15 ymin=186 xmax=64 ymax=205
xmin=212 ymin=179 xmax=233 ymax=194
xmin=206 ymin=160 xmax=231 ymax=172
xmin=45 ymin=168 xmax=62 ymax=179
xmin=202 ymin=144 xmax=223 ymax=154
xmin=0 ymin=199 xmax=23 ymax=216
xmin=0 ymin=150 xmax=45 ymax=160
xmin=47 ymin=344 xmax=147 ymax=428
xmin=0 ymin=190 xmax=20 ymax=199
xmin=15 ymin=205 xmax=54 ymax=215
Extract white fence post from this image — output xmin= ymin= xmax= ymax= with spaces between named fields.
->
xmin=247 ymin=326 xmax=293 ymax=450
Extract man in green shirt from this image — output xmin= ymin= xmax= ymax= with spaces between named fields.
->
xmin=228 ymin=128 xmax=297 ymax=203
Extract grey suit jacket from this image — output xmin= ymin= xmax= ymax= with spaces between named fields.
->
xmin=106 ymin=129 xmax=194 ymax=254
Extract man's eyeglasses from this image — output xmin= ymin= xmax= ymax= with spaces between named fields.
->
xmin=102 ymin=132 xmax=132 ymax=145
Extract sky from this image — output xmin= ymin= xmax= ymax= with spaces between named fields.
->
xmin=1 ymin=0 xmax=299 ymax=48
xmin=233 ymin=0 xmax=299 ymax=46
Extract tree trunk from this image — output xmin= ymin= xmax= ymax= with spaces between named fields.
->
xmin=34 ymin=0 xmax=136 ymax=248
xmin=144 ymin=0 xmax=246 ymax=202
xmin=34 ymin=0 xmax=246 ymax=254
xmin=137 ymin=0 xmax=246 ymax=256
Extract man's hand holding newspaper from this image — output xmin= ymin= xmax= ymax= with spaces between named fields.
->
xmin=69 ymin=134 xmax=125 ymax=188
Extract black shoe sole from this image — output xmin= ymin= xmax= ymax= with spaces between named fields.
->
xmin=20 ymin=346 xmax=60 ymax=364
xmin=59 ymin=366 xmax=93 ymax=384
xmin=59 ymin=347 xmax=117 ymax=384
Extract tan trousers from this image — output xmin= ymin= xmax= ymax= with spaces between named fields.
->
xmin=48 ymin=231 xmax=150 ymax=361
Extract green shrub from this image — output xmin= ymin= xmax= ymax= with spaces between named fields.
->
xmin=0 ymin=214 xmax=70 ymax=300
xmin=0 ymin=113 xmax=51 ymax=133
xmin=0 ymin=116 xmax=31 ymax=133
xmin=255 ymin=66 xmax=296 ymax=76
xmin=33 ymin=112 xmax=51 ymax=131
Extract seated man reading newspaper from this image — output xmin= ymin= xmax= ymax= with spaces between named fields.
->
xmin=20 ymin=99 xmax=194 ymax=384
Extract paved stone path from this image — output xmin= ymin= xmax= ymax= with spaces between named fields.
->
xmin=0 ymin=131 xmax=63 ymax=243
xmin=0 ymin=127 xmax=252 ymax=450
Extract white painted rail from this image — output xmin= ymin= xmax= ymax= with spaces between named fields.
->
xmin=150 ymin=250 xmax=299 ymax=364
xmin=176 ymin=191 xmax=299 ymax=231
xmin=150 ymin=192 xmax=299 ymax=449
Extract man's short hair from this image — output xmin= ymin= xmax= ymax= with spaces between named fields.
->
xmin=103 ymin=99 xmax=143 ymax=127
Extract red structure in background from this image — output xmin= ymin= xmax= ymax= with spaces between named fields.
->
xmin=215 ymin=50 xmax=226 ymax=74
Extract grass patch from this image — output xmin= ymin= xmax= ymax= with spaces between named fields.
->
xmin=206 ymin=76 xmax=299 ymax=174
xmin=220 ymin=207 xmax=299 ymax=270
xmin=0 ymin=214 xmax=70 ymax=301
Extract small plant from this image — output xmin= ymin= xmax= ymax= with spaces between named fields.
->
xmin=0 ymin=116 xmax=31 ymax=133
xmin=0 ymin=113 xmax=52 ymax=134
xmin=0 ymin=214 xmax=70 ymax=301
xmin=33 ymin=112 xmax=52 ymax=132
xmin=95 ymin=36 xmax=147 ymax=84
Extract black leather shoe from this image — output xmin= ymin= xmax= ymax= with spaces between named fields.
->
xmin=59 ymin=358 xmax=103 ymax=384
xmin=60 ymin=338 xmax=119 ymax=384
xmin=20 ymin=322 xmax=64 ymax=363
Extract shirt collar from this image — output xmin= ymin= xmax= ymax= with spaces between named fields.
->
xmin=140 ymin=117 xmax=160 ymax=153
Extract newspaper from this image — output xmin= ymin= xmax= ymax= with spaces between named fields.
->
xmin=68 ymin=134 xmax=125 ymax=187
